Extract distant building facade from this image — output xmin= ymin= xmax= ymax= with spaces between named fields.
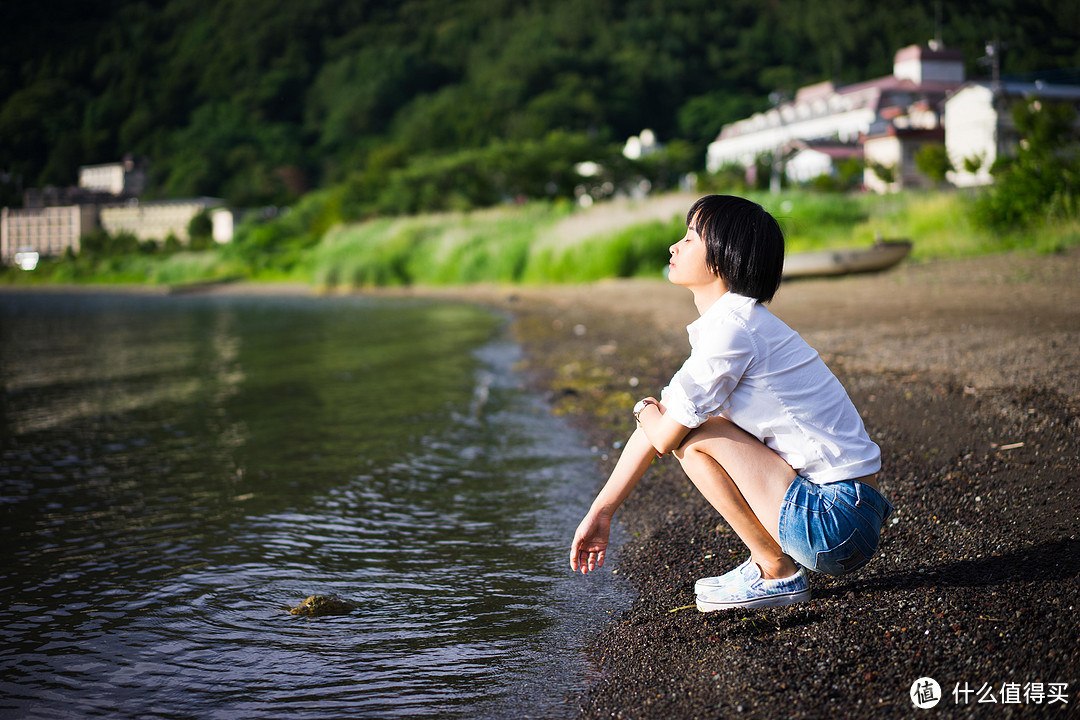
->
xmin=944 ymin=81 xmax=1080 ymax=187
xmin=707 ymin=43 xmax=966 ymax=192
xmin=100 ymin=198 xmax=224 ymax=242
xmin=863 ymin=127 xmax=946 ymax=193
xmin=785 ymin=141 xmax=863 ymax=184
xmin=1 ymin=158 xmax=236 ymax=267
xmin=78 ymin=156 xmax=148 ymax=196
xmin=1 ymin=205 xmax=98 ymax=265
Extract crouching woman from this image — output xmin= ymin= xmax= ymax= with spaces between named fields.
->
xmin=569 ymin=194 xmax=893 ymax=611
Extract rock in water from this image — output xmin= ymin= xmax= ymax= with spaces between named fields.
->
xmin=289 ymin=594 xmax=356 ymax=617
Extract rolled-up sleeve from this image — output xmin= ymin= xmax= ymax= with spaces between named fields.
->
xmin=661 ymin=315 xmax=755 ymax=429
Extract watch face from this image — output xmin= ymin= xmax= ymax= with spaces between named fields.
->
xmin=633 ymin=399 xmax=646 ymax=414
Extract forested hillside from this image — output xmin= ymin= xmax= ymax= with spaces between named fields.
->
xmin=2 ymin=0 xmax=1077 ymax=210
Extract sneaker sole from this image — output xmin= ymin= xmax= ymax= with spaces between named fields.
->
xmin=696 ymin=588 xmax=810 ymax=612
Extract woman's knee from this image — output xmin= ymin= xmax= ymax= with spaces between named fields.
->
xmin=673 ymin=418 xmax=741 ymax=461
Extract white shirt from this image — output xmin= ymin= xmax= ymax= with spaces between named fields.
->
xmin=661 ymin=292 xmax=881 ymax=485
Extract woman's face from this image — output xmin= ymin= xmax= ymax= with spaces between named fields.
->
xmin=668 ymin=221 xmax=714 ymax=288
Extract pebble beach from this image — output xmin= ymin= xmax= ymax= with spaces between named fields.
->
xmin=444 ymin=247 xmax=1080 ymax=717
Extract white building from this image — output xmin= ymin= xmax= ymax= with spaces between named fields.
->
xmin=944 ymin=81 xmax=1080 ymax=187
xmin=785 ymin=142 xmax=863 ymax=184
xmin=862 ymin=127 xmax=946 ymax=193
xmin=78 ymin=157 xmax=148 ymax=196
xmin=211 ymin=208 xmax=236 ymax=244
xmin=1 ymin=205 xmax=98 ymax=265
xmin=706 ymin=44 xmax=965 ymax=191
xmin=1 ymin=157 xmax=239 ymax=266
xmin=623 ymin=129 xmax=661 ymax=160
xmin=100 ymin=198 xmax=226 ymax=243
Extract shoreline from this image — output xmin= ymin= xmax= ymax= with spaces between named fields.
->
xmin=446 ymin=249 xmax=1079 ymax=717
xmin=4 ymin=250 xmax=1078 ymax=715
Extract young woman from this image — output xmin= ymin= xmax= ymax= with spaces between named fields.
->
xmin=569 ymin=194 xmax=893 ymax=611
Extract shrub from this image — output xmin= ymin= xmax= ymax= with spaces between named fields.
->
xmin=973 ymin=98 xmax=1080 ymax=230
xmin=915 ymin=143 xmax=952 ymax=185
xmin=188 ymin=210 xmax=213 ymax=243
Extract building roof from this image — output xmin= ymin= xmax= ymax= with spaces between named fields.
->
xmin=714 ymin=43 xmax=966 ymax=143
xmin=789 ymin=140 xmax=864 ymax=159
xmin=948 ymin=80 xmax=1080 ymax=101
xmin=717 ymin=73 xmax=961 ymax=141
xmin=862 ymin=125 xmax=945 ymax=142
xmin=894 ymin=44 xmax=964 ymax=64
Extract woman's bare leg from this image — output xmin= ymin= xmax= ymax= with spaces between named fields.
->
xmin=673 ymin=417 xmax=799 ymax=579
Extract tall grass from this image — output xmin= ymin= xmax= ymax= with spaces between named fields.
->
xmin=304 ymin=189 xmax=1080 ymax=289
xmin=306 ymin=204 xmax=554 ymax=287
xmin=9 ymin=188 xmax=1077 ymax=289
xmin=305 ymin=202 xmax=687 ymax=288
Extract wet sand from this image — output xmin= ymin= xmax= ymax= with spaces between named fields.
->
xmin=422 ymin=248 xmax=1079 ymax=717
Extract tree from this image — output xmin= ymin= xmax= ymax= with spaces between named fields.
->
xmin=963 ymin=154 xmax=984 ymax=174
xmin=974 ymin=98 xmax=1080 ymax=229
xmin=188 ymin=210 xmax=214 ymax=250
xmin=867 ymin=161 xmax=896 ymax=186
xmin=915 ymin=143 xmax=953 ymax=186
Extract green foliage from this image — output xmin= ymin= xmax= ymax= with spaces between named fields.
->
xmin=4 ymin=0 xmax=1078 ymax=207
xmin=677 ymin=93 xmax=766 ymax=145
xmin=551 ymin=217 xmax=685 ymax=282
xmin=10 ymin=189 xmax=1080 ymax=287
xmin=806 ymin=158 xmax=864 ymax=192
xmin=973 ymin=98 xmax=1080 ymax=232
xmin=223 ymin=187 xmax=344 ymax=275
xmin=701 ymin=164 xmax=752 ymax=193
xmin=340 ymin=132 xmax=615 ymax=218
xmin=188 ymin=210 xmax=213 ymax=243
xmin=308 ymin=205 xmax=554 ymax=288
xmin=765 ymin=192 xmax=872 ymax=250
xmin=915 ymin=143 xmax=953 ymax=185
xmin=867 ymin=161 xmax=896 ymax=185
xmin=80 ymin=228 xmax=141 ymax=258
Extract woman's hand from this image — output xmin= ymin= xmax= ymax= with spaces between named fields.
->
xmin=570 ymin=511 xmax=611 ymax=574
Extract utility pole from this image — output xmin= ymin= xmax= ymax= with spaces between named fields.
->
xmin=934 ymin=0 xmax=943 ymax=48
xmin=985 ymin=36 xmax=1003 ymax=98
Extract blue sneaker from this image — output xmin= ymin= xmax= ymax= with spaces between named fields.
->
xmin=696 ymin=564 xmax=810 ymax=612
xmin=694 ymin=557 xmax=757 ymax=597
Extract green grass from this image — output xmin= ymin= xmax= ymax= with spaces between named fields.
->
xmin=6 ymin=188 xmax=1079 ymax=289
xmin=754 ymin=190 xmax=1079 ymax=260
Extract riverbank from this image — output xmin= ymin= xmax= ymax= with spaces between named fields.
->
xmin=423 ymin=249 xmax=1079 ymax=717
xmin=6 ymin=249 xmax=1076 ymax=716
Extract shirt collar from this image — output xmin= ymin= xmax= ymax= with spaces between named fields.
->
xmin=687 ymin=291 xmax=755 ymax=344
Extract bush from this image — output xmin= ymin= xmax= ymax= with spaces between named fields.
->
xmin=340 ymin=132 xmax=619 ymax=218
xmin=866 ymin=161 xmax=896 ymax=185
xmin=915 ymin=143 xmax=953 ymax=185
xmin=973 ymin=98 xmax=1080 ymax=230
xmin=188 ymin=211 xmax=213 ymax=243
xmin=79 ymin=228 xmax=140 ymax=257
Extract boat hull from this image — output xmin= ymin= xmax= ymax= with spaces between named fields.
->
xmin=783 ymin=240 xmax=912 ymax=279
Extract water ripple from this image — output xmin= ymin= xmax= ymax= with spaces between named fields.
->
xmin=0 ymin=295 xmax=627 ymax=719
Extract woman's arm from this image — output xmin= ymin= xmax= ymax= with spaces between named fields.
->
xmin=635 ymin=398 xmax=693 ymax=455
xmin=570 ymin=427 xmax=656 ymax=574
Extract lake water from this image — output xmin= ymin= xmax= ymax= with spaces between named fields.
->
xmin=0 ymin=291 xmax=627 ymax=719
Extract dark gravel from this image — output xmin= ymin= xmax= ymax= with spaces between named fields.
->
xmin=459 ymin=249 xmax=1080 ymax=718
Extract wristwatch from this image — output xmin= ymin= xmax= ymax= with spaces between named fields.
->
xmin=633 ymin=398 xmax=657 ymax=423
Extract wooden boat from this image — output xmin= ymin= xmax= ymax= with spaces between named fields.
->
xmin=782 ymin=240 xmax=912 ymax=279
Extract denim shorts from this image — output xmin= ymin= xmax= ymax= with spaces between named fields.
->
xmin=778 ymin=475 xmax=894 ymax=576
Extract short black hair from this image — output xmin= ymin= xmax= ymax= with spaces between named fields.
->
xmin=686 ymin=194 xmax=785 ymax=303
